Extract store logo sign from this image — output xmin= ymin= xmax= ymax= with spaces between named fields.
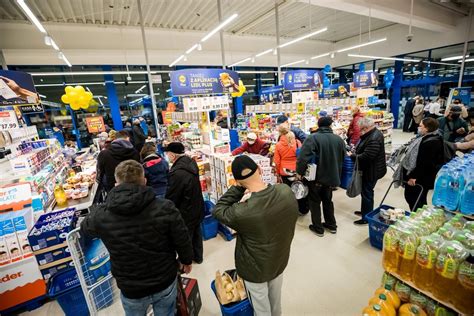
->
xmin=0 ymin=271 xmax=23 ymax=283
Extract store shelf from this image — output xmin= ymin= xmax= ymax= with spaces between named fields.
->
xmin=385 ymin=270 xmax=466 ymax=315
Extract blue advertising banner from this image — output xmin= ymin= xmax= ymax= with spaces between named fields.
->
xmin=452 ymin=87 xmax=471 ymax=106
xmin=353 ymin=71 xmax=379 ymax=88
xmin=170 ymin=68 xmax=239 ymax=96
xmin=0 ymin=70 xmax=40 ymax=106
xmin=259 ymin=85 xmax=291 ymax=103
xmin=322 ymin=84 xmax=350 ymax=98
xmin=283 ymin=70 xmax=323 ymax=91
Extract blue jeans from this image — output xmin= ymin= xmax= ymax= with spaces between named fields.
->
xmin=121 ymin=278 xmax=177 ymax=316
xmin=361 ymin=179 xmax=377 ymax=218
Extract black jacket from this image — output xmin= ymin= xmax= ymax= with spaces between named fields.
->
xmin=355 ymin=128 xmax=387 ymax=182
xmin=165 ymin=155 xmax=205 ymax=228
xmin=405 ymin=133 xmax=444 ymax=190
xmin=97 ymin=139 xmax=140 ymax=191
xmin=296 ymin=127 xmax=346 ymax=187
xmin=143 ymin=154 xmax=169 ymax=197
xmin=132 ymin=124 xmax=147 ymax=151
xmin=80 ymin=184 xmax=193 ymax=299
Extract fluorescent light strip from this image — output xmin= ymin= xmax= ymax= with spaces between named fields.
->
xmin=135 ymin=84 xmax=146 ymax=93
xmin=169 ymin=55 xmax=185 ymax=67
xmin=228 ymin=57 xmax=252 ymax=67
xmin=201 ymin=13 xmax=238 ymax=42
xmin=459 ymin=58 xmax=474 ymax=63
xmin=442 ymin=54 xmax=469 ymax=61
xmin=31 ymin=70 xmax=168 ymax=76
xmin=281 ymin=59 xmax=306 ymax=68
xmin=16 ymin=0 xmax=46 ymax=33
xmin=256 ymin=49 xmax=273 ymax=57
xmin=310 ymin=53 xmax=330 ymax=60
xmin=336 ymin=38 xmax=387 ymax=53
xmin=348 ymin=54 xmax=420 ymax=62
xmin=51 ymin=39 xmax=59 ymax=51
xmin=253 ymin=78 xmax=274 ymax=81
xmin=60 ymin=53 xmax=72 ymax=67
xmin=186 ymin=44 xmax=199 ymax=54
xmin=422 ymin=60 xmax=460 ymax=66
xmin=35 ymin=80 xmax=148 ymax=87
xmin=279 ymin=27 xmax=328 ymax=48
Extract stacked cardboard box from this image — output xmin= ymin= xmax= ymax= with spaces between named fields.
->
xmin=209 ymin=154 xmax=235 ymax=201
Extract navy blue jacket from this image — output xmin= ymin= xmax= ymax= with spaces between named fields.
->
xmin=291 ymin=126 xmax=307 ymax=143
xmin=142 ymin=154 xmax=169 ymax=197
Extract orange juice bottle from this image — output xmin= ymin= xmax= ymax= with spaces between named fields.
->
xmin=412 ymin=238 xmax=438 ymax=291
xmin=454 ymin=254 xmax=474 ymax=314
xmin=54 ymin=182 xmax=68 ymax=207
xmin=368 ymin=294 xmax=396 ymax=316
xmin=397 ymin=230 xmax=418 ymax=281
xmin=374 ymin=284 xmax=401 ymax=310
xmin=432 ymin=243 xmax=466 ymax=303
xmin=382 ymin=226 xmax=400 ymax=273
xmin=362 ymin=304 xmax=386 ymax=316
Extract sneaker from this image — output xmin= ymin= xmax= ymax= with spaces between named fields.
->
xmin=353 ymin=219 xmax=368 ymax=225
xmin=309 ymin=225 xmax=324 ymax=237
xmin=322 ymin=223 xmax=337 ymax=234
xmin=354 ymin=211 xmax=362 ymax=216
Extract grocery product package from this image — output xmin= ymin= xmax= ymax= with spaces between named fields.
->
xmin=215 ymin=270 xmax=247 ymax=305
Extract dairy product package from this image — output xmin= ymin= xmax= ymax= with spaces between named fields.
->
xmin=13 ymin=216 xmax=32 ymax=258
xmin=2 ymin=219 xmax=22 ymax=262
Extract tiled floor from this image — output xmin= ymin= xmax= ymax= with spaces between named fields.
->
xmin=23 ymin=130 xmax=416 ymax=316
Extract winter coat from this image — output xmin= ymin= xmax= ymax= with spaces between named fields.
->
xmin=142 ymin=154 xmax=169 ymax=197
xmin=274 ymin=135 xmax=301 ymax=176
xmin=438 ymin=117 xmax=469 ymax=142
xmin=412 ymin=103 xmax=425 ymax=124
xmin=232 ymin=138 xmax=270 ymax=156
xmin=97 ymin=139 xmax=140 ymax=192
xmin=80 ymin=183 xmax=193 ymax=299
xmin=404 ymin=133 xmax=444 ymax=190
xmin=296 ymin=127 xmax=346 ymax=187
xmin=165 ymin=155 xmax=205 ymax=228
xmin=132 ymin=124 xmax=147 ymax=151
xmin=291 ymin=126 xmax=307 ymax=143
xmin=214 ymin=185 xmax=298 ymax=283
xmin=354 ymin=128 xmax=387 ymax=182
xmin=347 ymin=112 xmax=364 ymax=145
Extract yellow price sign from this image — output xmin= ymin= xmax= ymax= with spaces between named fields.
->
xmin=357 ymin=98 xmax=365 ymax=106
xmin=297 ymin=103 xmax=305 ymax=113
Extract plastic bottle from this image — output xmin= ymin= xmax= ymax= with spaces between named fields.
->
xmin=456 ymin=233 xmax=474 ymax=251
xmin=438 ymin=223 xmax=458 ymax=241
xmin=368 ymin=294 xmax=396 ymax=316
xmin=394 ymin=281 xmax=412 ymax=303
xmin=382 ymin=226 xmax=400 ymax=273
xmin=444 ymin=168 xmax=465 ymax=211
xmin=412 ymin=238 xmax=438 ymax=291
xmin=381 ymin=272 xmax=397 ymax=289
xmin=453 ymin=254 xmax=474 ymax=314
xmin=449 ymin=214 xmax=466 ymax=230
xmin=409 ymin=291 xmax=428 ymax=310
xmin=432 ymin=166 xmax=450 ymax=207
xmin=53 ymin=182 xmax=68 ymax=207
xmin=374 ymin=284 xmax=401 ymax=310
xmin=397 ymin=230 xmax=418 ymax=280
xmin=460 ymin=174 xmax=474 ymax=215
xmin=362 ymin=304 xmax=386 ymax=316
xmin=398 ymin=304 xmax=427 ymax=316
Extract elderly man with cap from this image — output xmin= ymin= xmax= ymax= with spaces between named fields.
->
xmin=276 ymin=115 xmax=307 ymax=143
xmin=164 ymin=142 xmax=205 ymax=264
xmin=231 ymin=132 xmax=270 ymax=156
xmin=214 ymin=155 xmax=298 ymax=316
xmin=438 ymin=105 xmax=469 ymax=142
xmin=296 ymin=116 xmax=346 ymax=237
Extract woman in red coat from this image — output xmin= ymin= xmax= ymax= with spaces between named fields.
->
xmin=347 ymin=106 xmax=364 ymax=146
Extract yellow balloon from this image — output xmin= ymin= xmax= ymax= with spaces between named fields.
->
xmin=84 ymin=91 xmax=93 ymax=101
xmin=77 ymin=95 xmax=87 ymax=104
xmin=80 ymin=101 xmax=89 ymax=109
xmin=68 ymin=91 xmax=79 ymax=102
xmin=86 ymin=104 xmax=98 ymax=113
xmin=65 ymin=86 xmax=74 ymax=94
xmin=70 ymin=101 xmax=81 ymax=110
xmin=75 ymin=86 xmax=85 ymax=94
xmin=61 ymin=94 xmax=70 ymax=104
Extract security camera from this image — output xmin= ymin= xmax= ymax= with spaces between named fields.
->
xmin=406 ymin=33 xmax=414 ymax=42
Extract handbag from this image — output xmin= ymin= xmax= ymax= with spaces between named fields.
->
xmin=346 ymin=156 xmax=363 ymax=198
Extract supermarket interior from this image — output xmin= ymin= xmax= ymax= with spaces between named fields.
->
xmin=0 ymin=0 xmax=474 ymax=315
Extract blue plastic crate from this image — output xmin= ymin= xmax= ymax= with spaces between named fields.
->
xmin=211 ymin=281 xmax=253 ymax=316
xmin=48 ymin=269 xmax=89 ymax=316
xmin=366 ymin=205 xmax=409 ymax=250
xmin=218 ymin=223 xmax=235 ymax=241
xmin=202 ymin=216 xmax=219 ymax=240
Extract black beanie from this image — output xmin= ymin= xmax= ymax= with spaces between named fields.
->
xmin=318 ymin=116 xmax=333 ymax=128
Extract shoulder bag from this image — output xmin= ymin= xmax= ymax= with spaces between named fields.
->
xmin=346 ymin=156 xmax=363 ymax=198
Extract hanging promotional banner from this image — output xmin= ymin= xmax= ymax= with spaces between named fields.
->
xmin=260 ymin=85 xmax=287 ymax=103
xmin=451 ymin=87 xmax=471 ymax=106
xmin=85 ymin=116 xmax=106 ymax=133
xmin=170 ymin=69 xmax=239 ymax=96
xmin=0 ymin=110 xmax=19 ymax=130
xmin=322 ymin=84 xmax=351 ymax=98
xmin=0 ymin=70 xmax=40 ymax=106
xmin=18 ymin=104 xmax=44 ymax=114
xmin=283 ymin=70 xmax=323 ymax=91
xmin=353 ymin=71 xmax=379 ymax=88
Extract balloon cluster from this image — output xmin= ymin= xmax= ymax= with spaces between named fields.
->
xmin=61 ymin=86 xmax=93 ymax=110
xmin=359 ymin=63 xmax=366 ymax=72
xmin=383 ymin=68 xmax=395 ymax=89
xmin=231 ymin=80 xmax=246 ymax=98
xmin=322 ymin=64 xmax=331 ymax=88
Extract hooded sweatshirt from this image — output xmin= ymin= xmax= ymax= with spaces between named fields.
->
xmin=97 ymin=139 xmax=140 ymax=191
xmin=142 ymin=154 xmax=169 ymax=197
xmin=231 ymin=138 xmax=270 ymax=156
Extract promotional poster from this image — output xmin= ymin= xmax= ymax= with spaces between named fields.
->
xmin=451 ymin=87 xmax=471 ymax=106
xmin=0 ymin=70 xmax=40 ymax=106
xmin=353 ymin=71 xmax=379 ymax=88
xmin=259 ymin=85 xmax=290 ymax=103
xmin=170 ymin=69 xmax=240 ymax=96
xmin=283 ymin=70 xmax=323 ymax=91
xmin=322 ymin=84 xmax=351 ymax=98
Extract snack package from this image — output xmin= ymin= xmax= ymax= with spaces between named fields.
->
xmin=0 ymin=223 xmax=11 ymax=266
xmin=3 ymin=219 xmax=22 ymax=262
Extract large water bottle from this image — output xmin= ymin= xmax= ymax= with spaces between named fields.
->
xmin=432 ymin=165 xmax=450 ymax=207
xmin=445 ymin=168 xmax=465 ymax=211
xmin=460 ymin=168 xmax=474 ymax=215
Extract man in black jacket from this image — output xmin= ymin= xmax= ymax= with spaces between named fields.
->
xmin=96 ymin=130 xmax=140 ymax=192
xmin=132 ymin=118 xmax=147 ymax=152
xmin=403 ymin=95 xmax=418 ymax=132
xmin=165 ymin=142 xmax=205 ymax=263
xmin=352 ymin=117 xmax=387 ymax=225
xmin=81 ymin=160 xmax=193 ymax=316
xmin=296 ymin=117 xmax=346 ymax=237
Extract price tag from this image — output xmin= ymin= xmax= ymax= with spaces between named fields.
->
xmin=0 ymin=111 xmax=19 ymax=130
xmin=297 ymin=103 xmax=305 ymax=113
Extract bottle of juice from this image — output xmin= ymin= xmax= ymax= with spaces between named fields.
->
xmin=412 ymin=238 xmax=438 ymax=291
xmin=397 ymin=230 xmax=418 ymax=280
xmin=394 ymin=281 xmax=412 ymax=303
xmin=369 ymin=294 xmax=396 ymax=316
xmin=398 ymin=303 xmax=427 ymax=316
xmin=438 ymin=224 xmax=457 ymax=240
xmin=54 ymin=182 xmax=68 ymax=207
xmin=449 ymin=214 xmax=466 ymax=230
xmin=374 ymin=284 xmax=401 ymax=310
xmin=383 ymin=226 xmax=400 ymax=273
xmin=362 ymin=304 xmax=386 ymax=316
xmin=381 ymin=272 xmax=397 ymax=289
xmin=409 ymin=291 xmax=428 ymax=310
xmin=454 ymin=254 xmax=474 ymax=314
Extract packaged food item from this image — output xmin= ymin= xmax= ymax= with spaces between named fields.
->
xmin=53 ymin=182 xmax=68 ymax=207
xmin=449 ymin=214 xmax=466 ymax=230
xmin=382 ymin=225 xmax=400 ymax=273
xmin=412 ymin=238 xmax=439 ymax=290
xmin=398 ymin=303 xmax=427 ymax=316
xmin=0 ymin=223 xmax=11 ymax=266
xmin=374 ymin=284 xmax=400 ymax=310
xmin=12 ymin=216 xmax=32 ymax=258
xmin=438 ymin=223 xmax=458 ymax=241
xmin=454 ymin=254 xmax=474 ymax=314
xmin=394 ymin=281 xmax=412 ymax=302
xmin=397 ymin=230 xmax=418 ymax=280
xmin=368 ymin=294 xmax=396 ymax=316
xmin=2 ymin=219 xmax=22 ymax=262
xmin=362 ymin=304 xmax=385 ymax=316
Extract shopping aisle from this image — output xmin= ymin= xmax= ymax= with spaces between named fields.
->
xmin=24 ymin=131 xmax=416 ymax=316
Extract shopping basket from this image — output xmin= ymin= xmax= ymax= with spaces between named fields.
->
xmin=67 ymin=228 xmax=120 ymax=315
xmin=48 ymin=268 xmax=89 ymax=316
xmin=366 ymin=180 xmax=422 ymax=250
xmin=211 ymin=281 xmax=253 ymax=316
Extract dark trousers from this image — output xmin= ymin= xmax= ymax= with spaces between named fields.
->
xmin=404 ymin=184 xmax=427 ymax=212
xmin=307 ymin=182 xmax=336 ymax=230
xmin=361 ymin=179 xmax=377 ymax=218
xmin=281 ymin=176 xmax=309 ymax=214
xmin=187 ymin=224 xmax=203 ymax=262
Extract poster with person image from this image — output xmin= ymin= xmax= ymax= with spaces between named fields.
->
xmin=0 ymin=70 xmax=40 ymax=106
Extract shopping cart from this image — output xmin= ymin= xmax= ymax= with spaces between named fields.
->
xmin=67 ymin=228 xmax=121 ymax=315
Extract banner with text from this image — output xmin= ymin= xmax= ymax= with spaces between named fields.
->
xmin=85 ymin=116 xmax=106 ymax=133
xmin=170 ymin=69 xmax=239 ymax=96
xmin=283 ymin=70 xmax=323 ymax=91
xmin=322 ymin=84 xmax=350 ymax=98
xmin=353 ymin=71 xmax=379 ymax=88
xmin=0 ymin=70 xmax=40 ymax=106
xmin=451 ymin=87 xmax=471 ymax=106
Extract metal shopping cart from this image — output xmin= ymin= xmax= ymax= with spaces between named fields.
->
xmin=67 ymin=228 xmax=121 ymax=315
